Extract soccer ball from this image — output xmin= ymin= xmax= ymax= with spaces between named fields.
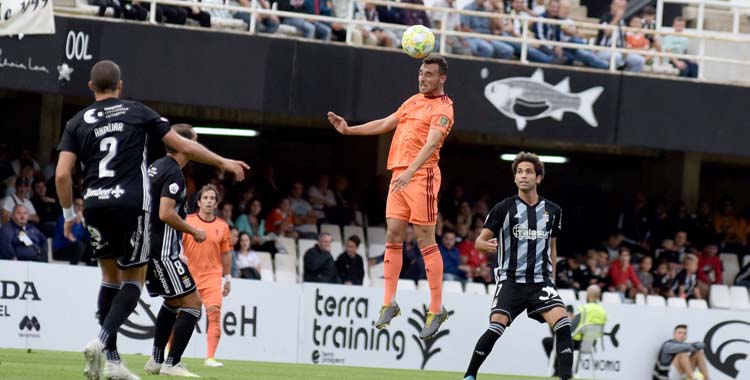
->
xmin=401 ymin=25 xmax=435 ymax=59
xmin=693 ymin=370 xmax=704 ymax=380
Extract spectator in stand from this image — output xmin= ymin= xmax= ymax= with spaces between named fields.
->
xmin=231 ymin=0 xmax=279 ymax=33
xmin=636 ymin=255 xmax=655 ymax=294
xmin=714 ymin=198 xmax=746 ymax=253
xmin=458 ymin=226 xmax=493 ymax=284
xmin=10 ymin=148 xmax=40 ymax=176
xmin=574 ymin=250 xmax=605 ymax=288
xmin=5 ymin=162 xmax=34 ymax=197
xmin=361 ymin=3 xmax=399 ymax=47
xmin=235 ymin=186 xmax=255 ymax=215
xmin=266 ymin=198 xmax=299 ymax=239
xmin=669 ymin=254 xmax=702 ymax=299
xmin=461 ymin=0 xmax=514 ymax=59
xmin=400 ymin=225 xmax=426 ymax=281
xmin=530 ymin=0 xmax=546 ymax=15
xmin=608 ymin=247 xmax=647 ymax=298
xmin=653 ymin=325 xmax=710 ymax=380
xmin=735 ymin=261 xmax=750 ymax=288
xmin=456 ymin=201 xmax=473 ymax=227
xmin=275 ymin=0 xmax=331 ymax=40
xmin=235 ymin=198 xmax=279 ymax=255
xmin=656 ymin=238 xmax=681 ymax=268
xmin=674 ymin=231 xmax=691 ymax=258
xmin=0 ymin=204 xmax=47 ymax=262
xmin=308 ymin=174 xmax=336 ymax=222
xmin=235 ymin=232 xmax=262 ymax=279
xmin=439 ymin=230 xmax=471 ymax=283
xmin=30 ymin=178 xmax=60 ymax=237
xmin=653 ymin=260 xmax=675 ymax=297
xmin=2 ymin=177 xmax=39 ymax=225
xmin=336 ymin=235 xmax=365 ymax=285
xmin=600 ymin=231 xmax=624 ymax=261
xmin=289 ymin=181 xmax=319 ymax=237
xmin=303 ymin=0 xmax=334 ymax=40
xmin=691 ymin=200 xmax=716 ymax=249
xmin=595 ymin=0 xmax=644 ymax=72
xmin=52 ymin=197 xmax=92 ymax=265
xmin=662 ymin=17 xmax=698 ymax=78
xmin=625 ymin=16 xmax=650 ymax=51
xmin=506 ymin=0 xmax=556 ymax=63
xmin=532 ymin=0 xmax=568 ymax=63
xmin=556 ymin=255 xmax=580 ymax=290
xmin=696 ymin=244 xmax=722 ymax=297
xmin=303 ymin=233 xmax=339 ymax=283
xmin=429 ymin=0 xmax=470 ymax=55
xmin=401 ymin=0 xmax=431 ymax=28
xmin=455 ymin=223 xmax=470 ymax=244
xmin=640 ymin=5 xmax=660 ymax=50
xmin=330 ymin=0 xmax=377 ymax=45
xmin=220 ymin=202 xmax=235 ymax=228
xmin=182 ymin=0 xmax=212 ymax=27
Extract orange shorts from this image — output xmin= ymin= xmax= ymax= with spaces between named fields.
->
xmin=196 ymin=280 xmax=223 ymax=309
xmin=386 ymin=166 xmax=441 ymax=226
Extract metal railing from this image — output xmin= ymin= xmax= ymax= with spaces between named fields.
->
xmin=59 ymin=0 xmax=750 ymax=82
xmin=657 ymin=0 xmax=750 ymax=35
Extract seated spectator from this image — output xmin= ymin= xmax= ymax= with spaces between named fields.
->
xmin=656 ymin=238 xmax=681 ymax=268
xmin=400 ymin=225 xmax=426 ymax=281
xmin=235 ymin=232 xmax=262 ymax=280
xmin=608 ymin=247 xmax=647 ymax=298
xmin=308 ymin=174 xmax=337 ymax=222
xmin=400 ymin=0 xmax=432 ymax=29
xmin=235 ymin=186 xmax=255 ymax=215
xmin=636 ymin=255 xmax=655 ymax=294
xmin=289 ymin=181 xmax=318 ymax=237
xmin=181 ymin=0 xmax=212 ymax=27
xmin=361 ymin=3 xmax=398 ymax=47
xmin=30 ymin=178 xmax=60 ymax=237
xmin=330 ymin=0 xmax=377 ymax=45
xmin=455 ymin=201 xmax=472 ymax=227
xmin=5 ymin=160 xmax=35 ymax=197
xmin=662 ymin=17 xmax=698 ymax=78
xmin=735 ymin=261 xmax=750 ymax=288
xmin=653 ymin=325 xmax=709 ymax=380
xmin=652 ymin=260 xmax=675 ymax=297
xmin=455 ymin=223 xmax=470 ymax=244
xmin=303 ymin=233 xmax=338 ymax=283
xmin=90 ymin=0 xmax=147 ymax=20
xmin=235 ymin=198 xmax=278 ymax=255
xmin=219 ymin=202 xmax=235 ymax=228
xmin=0 ymin=204 xmax=47 ymax=262
xmin=2 ymin=177 xmax=39 ymax=225
xmin=439 ymin=230 xmax=471 ymax=283
xmin=531 ymin=0 xmax=546 ymax=15
xmin=266 ymin=198 xmax=299 ymax=239
xmin=52 ymin=198 xmax=92 ymax=265
xmin=669 ymin=254 xmax=702 ymax=299
xmin=696 ymin=244 xmax=722 ymax=286
xmin=600 ymin=231 xmax=624 ymax=261
xmin=152 ymin=2 xmax=190 ymax=25
xmin=232 ymin=0 xmax=279 ymax=33
xmin=625 ymin=16 xmax=650 ymax=50
xmin=532 ymin=0 xmax=567 ymax=63
xmin=556 ymin=254 xmax=580 ymax=290
xmin=458 ymin=226 xmax=493 ymax=284
xmin=573 ymin=250 xmax=605 ymax=289
xmin=595 ymin=0 xmax=644 ymax=72
xmin=506 ymin=0 xmax=556 ymax=63
xmin=597 ymin=250 xmax=612 ymax=280
xmin=276 ymin=0 xmax=331 ymax=40
xmin=461 ymin=0 xmax=514 ymax=59
xmin=429 ymin=0 xmax=470 ymax=55
xmin=336 ymin=235 xmax=365 ymax=285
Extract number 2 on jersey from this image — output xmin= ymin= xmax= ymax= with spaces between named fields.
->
xmin=99 ymin=137 xmax=118 ymax=178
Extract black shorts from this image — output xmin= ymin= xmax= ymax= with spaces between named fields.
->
xmin=83 ymin=207 xmax=149 ymax=268
xmin=491 ymin=280 xmax=566 ymax=324
xmin=146 ymin=255 xmax=197 ymax=299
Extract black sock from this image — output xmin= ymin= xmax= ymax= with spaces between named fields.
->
xmin=464 ymin=322 xmax=505 ymax=379
xmin=166 ymin=308 xmax=201 ymax=366
xmin=153 ymin=304 xmax=178 ymax=364
xmin=553 ymin=317 xmax=574 ymax=380
xmin=99 ymin=281 xmax=142 ymax=350
xmin=98 ymin=283 xmax=121 ymax=362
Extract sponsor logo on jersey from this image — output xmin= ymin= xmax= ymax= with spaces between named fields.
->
xmin=84 ymin=185 xmax=125 ymax=200
xmin=512 ymin=224 xmax=550 ymax=240
xmin=83 ymin=109 xmax=103 ymax=124
xmin=169 ymin=183 xmax=180 ymax=195
xmin=147 ymin=166 xmax=157 ymax=177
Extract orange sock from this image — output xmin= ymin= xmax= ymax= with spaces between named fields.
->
xmin=421 ymin=244 xmax=443 ymax=313
xmin=383 ymin=243 xmax=403 ymax=305
xmin=206 ymin=308 xmax=221 ymax=359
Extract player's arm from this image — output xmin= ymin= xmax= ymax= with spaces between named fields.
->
xmin=158 ymin=197 xmax=205 ymax=242
xmin=475 ymin=228 xmax=498 ymax=254
xmin=391 ymin=128 xmax=443 ymax=192
xmin=161 ymin=130 xmax=249 ymax=181
xmin=550 ymin=237 xmax=558 ymax=281
xmin=327 ymin=112 xmax=399 ymax=136
xmin=55 ymin=151 xmax=78 ymax=241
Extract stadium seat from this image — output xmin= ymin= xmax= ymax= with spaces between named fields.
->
xmin=729 ymin=286 xmax=750 ymax=310
xmin=666 ymin=297 xmax=687 ymax=308
xmin=465 ymin=282 xmax=487 ymax=295
xmin=343 ymin=225 xmax=366 ymax=246
xmin=635 ymin=293 xmax=646 ymax=305
xmin=720 ymin=253 xmax=740 ymax=285
xmin=366 ymin=226 xmax=387 ymax=246
xmin=709 ymin=284 xmax=731 ymax=309
xmin=277 ymin=236 xmax=297 ymax=258
xmin=211 ymin=17 xmax=247 ymax=31
xmin=578 ymin=290 xmax=587 ymax=301
xmin=646 ymin=295 xmax=667 ymax=307
xmin=688 ymin=299 xmax=708 ymax=309
xmin=369 ymin=262 xmax=384 ymax=281
xmin=417 ymin=279 xmax=430 ymax=292
xmin=558 ymin=288 xmax=577 ymax=304
xmin=260 ymin=269 xmax=274 ymax=282
xmin=601 ymin=292 xmax=622 ymax=304
xmin=370 ymin=277 xmax=385 ymax=288
xmin=368 ymin=244 xmax=385 ymax=259
xmin=274 ymin=253 xmax=297 ymax=274
xmin=397 ymin=279 xmax=416 ymax=291
xmin=743 ymin=255 xmax=750 ymax=267
xmin=443 ymin=280 xmax=463 ymax=294
xmin=320 ymin=224 xmax=343 ymax=242
xmin=275 ymin=271 xmax=298 ymax=284
xmin=257 ymin=252 xmax=273 ymax=272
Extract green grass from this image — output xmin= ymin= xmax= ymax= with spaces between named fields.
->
xmin=0 ymin=348 xmax=555 ymax=380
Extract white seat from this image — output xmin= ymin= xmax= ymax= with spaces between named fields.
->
xmin=276 ymin=236 xmax=297 ymax=258
xmin=635 ymin=293 xmax=646 ymax=305
xmin=211 ymin=17 xmax=247 ymax=31
xmin=370 ymin=277 xmax=385 ymax=288
xmin=720 ymin=253 xmax=740 ymax=285
xmin=417 ymin=279 xmax=430 ymax=292
xmin=578 ymin=290 xmax=587 ymax=301
xmin=320 ymin=224 xmax=343 ymax=242
xmin=260 ymin=269 xmax=274 ymax=282
xmin=465 ymin=282 xmax=487 ymax=295
xmin=366 ymin=226 xmax=387 ymax=246
xmin=397 ymin=279 xmax=416 ymax=291
xmin=646 ymin=295 xmax=666 ymax=306
xmin=257 ymin=252 xmax=273 ymax=272
xmin=601 ymin=292 xmax=622 ymax=304
xmin=443 ymin=280 xmax=463 ymax=294
xmin=729 ymin=286 xmax=750 ymax=310
xmin=368 ymin=243 xmax=386 ymax=259
xmin=343 ymin=225 xmax=366 ymax=246
xmin=709 ymin=284 xmax=731 ymax=309
xmin=666 ymin=297 xmax=687 ymax=308
xmin=688 ymin=299 xmax=708 ymax=309
xmin=558 ymin=288 xmax=577 ymax=304
xmin=273 ymin=254 xmax=297 ymax=274
xmin=369 ymin=262 xmax=384 ymax=281
xmin=743 ymin=255 xmax=750 ymax=267
xmin=274 ymin=271 xmax=297 ymax=284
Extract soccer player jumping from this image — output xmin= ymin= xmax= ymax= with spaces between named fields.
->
xmin=461 ymin=152 xmax=573 ymax=380
xmin=328 ymin=54 xmax=453 ymax=339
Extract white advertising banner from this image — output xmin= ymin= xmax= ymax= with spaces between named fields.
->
xmin=2 ymin=261 xmax=749 ymax=380
xmin=0 ymin=0 xmax=55 ymax=36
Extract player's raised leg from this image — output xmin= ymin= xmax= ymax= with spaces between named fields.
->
xmin=413 ymin=222 xmax=448 ymax=339
xmin=376 ymin=217 xmax=409 ymax=328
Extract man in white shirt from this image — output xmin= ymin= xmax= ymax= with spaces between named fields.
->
xmin=429 ymin=0 xmax=469 ymax=54
xmin=1 ymin=177 xmax=39 ymax=225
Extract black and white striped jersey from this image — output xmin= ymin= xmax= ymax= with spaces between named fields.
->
xmin=147 ymin=156 xmax=187 ymax=260
xmin=483 ymin=195 xmax=562 ymax=284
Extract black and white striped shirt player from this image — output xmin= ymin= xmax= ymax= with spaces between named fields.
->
xmin=484 ymin=195 xmax=565 ymax=324
xmin=145 ymin=156 xmax=196 ymax=299
xmin=57 ymin=98 xmax=171 ymax=267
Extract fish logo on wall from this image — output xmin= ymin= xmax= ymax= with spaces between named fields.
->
xmin=483 ymin=68 xmax=603 ymax=131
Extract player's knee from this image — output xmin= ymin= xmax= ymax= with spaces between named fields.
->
xmin=489 ymin=312 xmax=509 ymax=326
xmin=385 ymin=228 xmax=405 ymax=244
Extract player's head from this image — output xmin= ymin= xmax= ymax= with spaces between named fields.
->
xmin=166 ymin=124 xmax=197 ymax=154
xmin=512 ymin=152 xmax=544 ymax=192
xmin=89 ymin=60 xmax=122 ymax=97
xmin=197 ymin=184 xmax=220 ymax=215
xmin=419 ymin=55 xmax=448 ymax=95
xmin=11 ymin=204 xmax=29 ymax=226
xmin=673 ymin=324 xmax=688 ymax=342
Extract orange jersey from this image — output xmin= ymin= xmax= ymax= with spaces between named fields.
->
xmin=182 ymin=214 xmax=231 ymax=284
xmin=387 ymin=94 xmax=454 ymax=170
